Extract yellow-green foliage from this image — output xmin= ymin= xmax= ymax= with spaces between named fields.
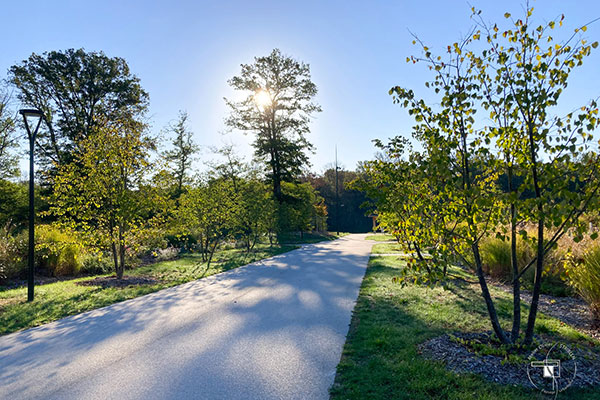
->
xmin=36 ymin=225 xmax=83 ymax=276
xmin=479 ymin=237 xmax=534 ymax=282
xmin=0 ymin=229 xmax=27 ymax=281
xmin=566 ymin=245 xmax=600 ymax=321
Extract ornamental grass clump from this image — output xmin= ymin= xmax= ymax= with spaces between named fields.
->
xmin=566 ymin=245 xmax=600 ymax=328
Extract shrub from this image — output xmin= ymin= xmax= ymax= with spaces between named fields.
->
xmin=0 ymin=227 xmax=27 ymax=281
xmin=35 ymin=225 xmax=84 ymax=276
xmin=80 ymin=252 xmax=114 ymax=275
xmin=565 ymin=245 xmax=600 ymax=327
xmin=152 ymin=247 xmax=179 ymax=262
xmin=165 ymin=233 xmax=197 ymax=250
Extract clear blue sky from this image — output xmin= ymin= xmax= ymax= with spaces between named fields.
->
xmin=1 ymin=0 xmax=599 ymax=173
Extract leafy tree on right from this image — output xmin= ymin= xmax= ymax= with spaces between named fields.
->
xmin=360 ymin=6 xmax=600 ymax=345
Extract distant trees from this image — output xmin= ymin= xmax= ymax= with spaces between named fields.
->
xmin=0 ymin=87 xmax=18 ymax=179
xmin=9 ymin=48 xmax=149 ymax=169
xmin=307 ymin=168 xmax=372 ymax=233
xmin=279 ymin=182 xmax=327 ymax=235
xmin=225 ymin=49 xmax=321 ymax=201
xmin=1 ymin=46 xmax=335 ymax=284
xmin=163 ymin=111 xmax=198 ymax=196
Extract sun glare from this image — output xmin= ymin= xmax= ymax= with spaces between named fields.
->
xmin=254 ymin=89 xmax=272 ymax=110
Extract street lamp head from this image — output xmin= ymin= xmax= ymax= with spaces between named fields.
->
xmin=19 ymin=109 xmax=44 ymax=118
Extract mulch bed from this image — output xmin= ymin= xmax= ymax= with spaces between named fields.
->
xmin=419 ymin=331 xmax=600 ymax=388
xmin=494 ymin=282 xmax=600 ymax=341
xmin=76 ymin=276 xmax=159 ymax=288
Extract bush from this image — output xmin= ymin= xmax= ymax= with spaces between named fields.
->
xmin=0 ymin=227 xmax=27 ymax=282
xmin=35 ymin=225 xmax=84 ymax=276
xmin=152 ymin=247 xmax=179 ymax=262
xmin=565 ymin=245 xmax=600 ymax=327
xmin=164 ymin=233 xmax=197 ymax=250
xmin=80 ymin=252 xmax=114 ymax=275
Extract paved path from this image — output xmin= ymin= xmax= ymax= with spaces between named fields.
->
xmin=0 ymin=234 xmax=373 ymax=400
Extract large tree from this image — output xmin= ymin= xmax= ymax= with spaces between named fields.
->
xmin=225 ymin=49 xmax=321 ymax=201
xmin=9 ymin=48 xmax=149 ymax=169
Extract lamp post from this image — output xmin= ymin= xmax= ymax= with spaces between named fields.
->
xmin=20 ymin=109 xmax=44 ymax=302
xmin=335 ymin=146 xmax=340 ymax=236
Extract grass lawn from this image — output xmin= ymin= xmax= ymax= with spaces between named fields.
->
xmin=330 ymin=256 xmax=600 ymax=399
xmin=371 ymin=242 xmax=405 ymax=253
xmin=0 ymin=244 xmax=296 ymax=336
xmin=365 ymin=233 xmax=396 ymax=241
xmin=277 ymin=231 xmax=347 ymax=244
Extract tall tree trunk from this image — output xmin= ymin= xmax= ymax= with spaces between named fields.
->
xmin=413 ymin=242 xmax=425 ymax=261
xmin=117 ymin=223 xmax=125 ymax=280
xmin=109 ymin=219 xmax=119 ymax=278
xmin=524 ymin=123 xmax=544 ymax=345
xmin=111 ymin=241 xmax=119 ymax=278
xmin=460 ymin=125 xmax=509 ymax=344
xmin=508 ymin=162 xmax=521 ymax=343
xmin=474 ymin=243 xmax=511 ymax=344
xmin=525 ymin=217 xmax=544 ymax=344
xmin=207 ymin=240 xmax=218 ymax=270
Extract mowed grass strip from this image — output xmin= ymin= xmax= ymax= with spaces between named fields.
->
xmin=365 ymin=234 xmax=397 ymax=242
xmin=277 ymin=231 xmax=347 ymax=244
xmin=371 ymin=242 xmax=405 ymax=254
xmin=330 ymin=256 xmax=600 ymax=400
xmin=0 ymin=244 xmax=296 ymax=336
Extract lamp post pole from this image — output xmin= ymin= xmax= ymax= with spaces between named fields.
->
xmin=20 ymin=109 xmax=44 ymax=302
xmin=335 ymin=146 xmax=339 ymax=236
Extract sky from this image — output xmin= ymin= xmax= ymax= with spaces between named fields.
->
xmin=2 ymin=0 xmax=600 ymax=174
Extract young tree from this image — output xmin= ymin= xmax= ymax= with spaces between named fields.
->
xmin=225 ymin=49 xmax=321 ymax=201
xmin=351 ymin=138 xmax=453 ymax=286
xmin=9 ymin=49 xmax=148 ymax=169
xmin=49 ymin=119 xmax=158 ymax=279
xmin=470 ymin=7 xmax=600 ymax=344
xmin=179 ymin=179 xmax=238 ymax=269
xmin=236 ymin=180 xmax=276 ymax=252
xmin=163 ymin=111 xmax=198 ymax=196
xmin=379 ymin=6 xmax=600 ymax=345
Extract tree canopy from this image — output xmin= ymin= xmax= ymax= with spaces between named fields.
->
xmin=9 ymin=48 xmax=149 ymax=168
xmin=225 ymin=49 xmax=321 ymax=200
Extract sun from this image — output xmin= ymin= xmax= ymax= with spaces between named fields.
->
xmin=254 ymin=89 xmax=272 ymax=110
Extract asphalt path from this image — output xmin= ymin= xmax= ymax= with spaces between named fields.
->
xmin=0 ymin=234 xmax=373 ymax=400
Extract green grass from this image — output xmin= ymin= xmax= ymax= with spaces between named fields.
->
xmin=0 ymin=244 xmax=296 ymax=336
xmin=371 ymin=242 xmax=405 ymax=253
xmin=277 ymin=231 xmax=347 ymax=244
xmin=330 ymin=256 xmax=600 ymax=399
xmin=365 ymin=233 xmax=397 ymax=241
